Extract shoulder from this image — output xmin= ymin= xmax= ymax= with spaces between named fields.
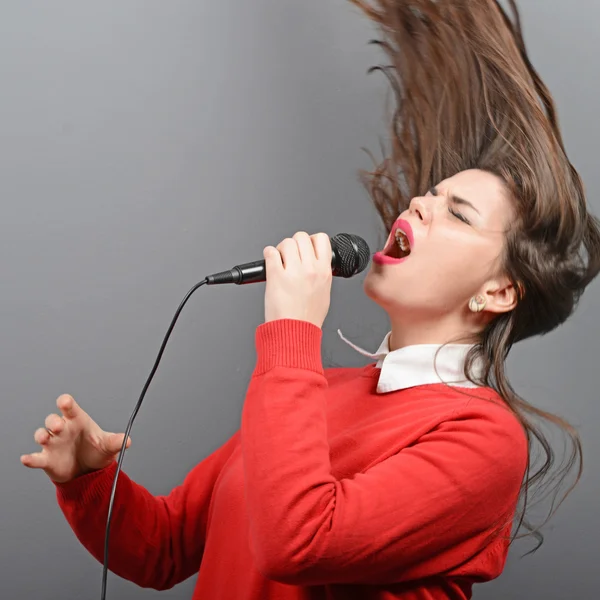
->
xmin=415 ymin=384 xmax=526 ymax=429
xmin=403 ymin=385 xmax=528 ymax=471
xmin=429 ymin=384 xmax=529 ymax=481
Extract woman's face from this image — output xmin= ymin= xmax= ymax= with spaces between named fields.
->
xmin=364 ymin=169 xmax=516 ymax=332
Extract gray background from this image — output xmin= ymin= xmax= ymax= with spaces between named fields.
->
xmin=2 ymin=1 xmax=598 ymax=598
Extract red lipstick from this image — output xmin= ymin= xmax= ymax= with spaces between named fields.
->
xmin=373 ymin=218 xmax=414 ymax=266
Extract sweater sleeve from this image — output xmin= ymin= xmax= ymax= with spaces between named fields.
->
xmin=55 ymin=429 xmax=239 ymax=590
xmin=241 ymin=319 xmax=528 ymax=586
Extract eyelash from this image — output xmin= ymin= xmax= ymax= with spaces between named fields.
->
xmin=448 ymin=206 xmax=471 ymax=225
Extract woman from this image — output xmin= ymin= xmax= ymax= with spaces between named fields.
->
xmin=21 ymin=1 xmax=600 ymax=599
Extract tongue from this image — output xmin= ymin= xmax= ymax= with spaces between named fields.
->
xmin=386 ymin=242 xmax=409 ymax=259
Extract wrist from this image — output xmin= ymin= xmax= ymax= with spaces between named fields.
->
xmin=254 ymin=319 xmax=324 ymax=376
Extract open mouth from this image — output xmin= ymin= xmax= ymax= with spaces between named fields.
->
xmin=373 ymin=219 xmax=413 ymax=265
xmin=385 ymin=228 xmax=411 ymax=259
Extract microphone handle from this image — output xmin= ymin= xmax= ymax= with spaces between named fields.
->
xmin=231 ymin=259 xmax=268 ymax=285
xmin=206 ymin=250 xmax=336 ymax=285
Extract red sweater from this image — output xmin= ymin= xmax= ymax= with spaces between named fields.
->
xmin=55 ymin=319 xmax=528 ymax=599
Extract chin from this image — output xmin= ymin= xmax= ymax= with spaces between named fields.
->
xmin=363 ymin=265 xmax=426 ymax=316
xmin=363 ymin=269 xmax=398 ymax=309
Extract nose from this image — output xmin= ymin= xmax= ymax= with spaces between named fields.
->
xmin=408 ymin=196 xmax=431 ymax=225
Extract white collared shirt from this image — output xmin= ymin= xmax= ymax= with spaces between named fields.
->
xmin=337 ymin=330 xmax=482 ymax=394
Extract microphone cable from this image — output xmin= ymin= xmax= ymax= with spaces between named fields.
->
xmin=100 ymin=277 xmax=208 ymax=600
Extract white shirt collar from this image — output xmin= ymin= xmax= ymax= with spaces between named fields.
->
xmin=337 ymin=330 xmax=481 ymax=393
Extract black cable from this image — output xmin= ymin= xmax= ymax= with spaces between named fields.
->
xmin=100 ymin=277 xmax=208 ymax=600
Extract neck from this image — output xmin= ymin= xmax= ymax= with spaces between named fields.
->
xmin=388 ymin=313 xmax=478 ymax=351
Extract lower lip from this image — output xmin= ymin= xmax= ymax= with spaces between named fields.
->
xmin=373 ymin=251 xmax=409 ymax=266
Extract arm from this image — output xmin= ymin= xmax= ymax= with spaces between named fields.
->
xmin=55 ymin=430 xmax=239 ymax=590
xmin=241 ymin=319 xmax=527 ymax=585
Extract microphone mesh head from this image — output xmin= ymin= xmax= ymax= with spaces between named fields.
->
xmin=332 ymin=233 xmax=371 ymax=278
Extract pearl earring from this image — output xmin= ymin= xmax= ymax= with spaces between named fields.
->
xmin=469 ymin=295 xmax=487 ymax=313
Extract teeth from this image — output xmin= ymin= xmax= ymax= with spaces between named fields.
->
xmin=395 ymin=229 xmax=410 ymax=253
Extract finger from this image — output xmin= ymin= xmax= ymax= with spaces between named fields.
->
xmin=34 ymin=427 xmax=51 ymax=446
xmin=20 ymin=451 xmax=48 ymax=469
xmin=293 ymin=231 xmax=317 ymax=265
xmin=275 ymin=238 xmax=300 ymax=269
xmin=263 ymin=245 xmax=283 ymax=273
xmin=102 ymin=432 xmax=132 ymax=455
xmin=57 ymin=394 xmax=82 ymax=420
xmin=310 ymin=233 xmax=332 ymax=264
xmin=45 ymin=413 xmax=65 ymax=435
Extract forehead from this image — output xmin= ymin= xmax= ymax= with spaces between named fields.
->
xmin=438 ymin=169 xmax=514 ymax=225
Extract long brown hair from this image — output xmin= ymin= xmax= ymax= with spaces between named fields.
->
xmin=350 ymin=0 xmax=600 ymax=551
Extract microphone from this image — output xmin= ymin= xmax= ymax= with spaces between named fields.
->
xmin=205 ymin=233 xmax=371 ymax=285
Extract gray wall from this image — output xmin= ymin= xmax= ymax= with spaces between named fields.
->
xmin=2 ymin=1 xmax=598 ymax=598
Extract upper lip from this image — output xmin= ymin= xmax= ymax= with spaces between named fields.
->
xmin=385 ymin=217 xmax=414 ymax=251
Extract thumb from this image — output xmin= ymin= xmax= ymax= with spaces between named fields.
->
xmin=103 ymin=432 xmax=132 ymax=455
xmin=263 ymin=246 xmax=283 ymax=270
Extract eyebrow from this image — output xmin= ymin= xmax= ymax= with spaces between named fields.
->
xmin=429 ymin=186 xmax=481 ymax=215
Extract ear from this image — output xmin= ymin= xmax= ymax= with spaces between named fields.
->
xmin=480 ymin=277 xmax=519 ymax=314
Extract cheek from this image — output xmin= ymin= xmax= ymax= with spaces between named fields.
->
xmin=363 ymin=240 xmax=499 ymax=309
xmin=427 ymin=242 xmax=496 ymax=287
xmin=431 ymin=245 xmax=484 ymax=279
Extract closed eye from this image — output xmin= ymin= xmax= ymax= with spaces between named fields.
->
xmin=448 ymin=206 xmax=471 ymax=225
